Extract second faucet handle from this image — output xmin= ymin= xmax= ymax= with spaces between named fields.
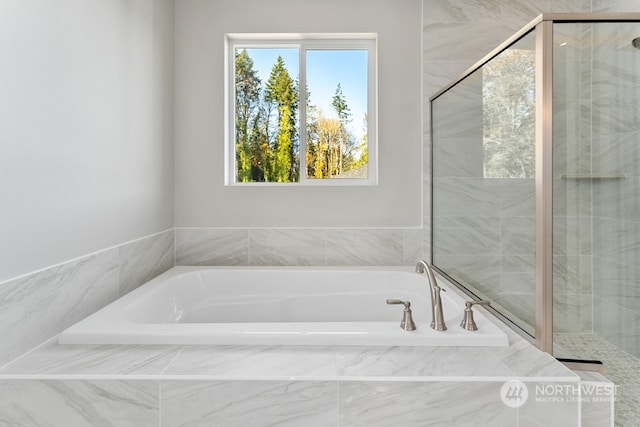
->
xmin=460 ymin=300 xmax=491 ymax=331
xmin=386 ymin=299 xmax=417 ymax=331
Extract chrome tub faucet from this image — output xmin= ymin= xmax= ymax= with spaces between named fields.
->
xmin=415 ymin=260 xmax=447 ymax=331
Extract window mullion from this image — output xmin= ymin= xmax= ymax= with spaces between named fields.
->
xmin=299 ymin=44 xmax=307 ymax=183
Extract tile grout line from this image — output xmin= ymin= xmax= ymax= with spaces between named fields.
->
xmin=157 ymin=346 xmax=184 ymax=426
xmin=158 ymin=380 xmax=162 ymax=427
xmin=0 ymin=336 xmax=59 ymax=373
xmin=247 ymin=229 xmax=252 ymax=265
xmin=336 ymin=378 xmax=340 ymax=426
xmin=324 ymin=229 xmax=329 ymax=266
xmin=159 ymin=347 xmax=185 ymax=377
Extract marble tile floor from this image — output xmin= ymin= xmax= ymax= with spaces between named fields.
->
xmin=554 ymin=333 xmax=640 ymax=426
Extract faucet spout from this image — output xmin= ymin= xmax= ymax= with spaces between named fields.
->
xmin=415 ymin=260 xmax=447 ymax=331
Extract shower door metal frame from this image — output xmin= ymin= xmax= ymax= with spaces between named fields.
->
xmin=430 ymin=13 xmax=640 ymax=355
xmin=535 ymin=19 xmax=553 ymax=353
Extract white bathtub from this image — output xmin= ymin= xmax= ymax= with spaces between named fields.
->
xmin=58 ymin=266 xmax=508 ymax=346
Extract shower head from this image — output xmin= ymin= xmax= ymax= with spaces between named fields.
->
xmin=632 ymin=37 xmax=640 ymax=50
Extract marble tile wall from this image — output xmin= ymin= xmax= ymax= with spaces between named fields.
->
xmin=175 ymin=227 xmax=422 ymax=266
xmin=426 ymin=1 xmax=640 ymax=345
xmin=118 ymin=231 xmax=175 ymax=296
xmin=422 ymin=0 xmax=586 ymax=261
xmin=0 ymin=250 xmax=119 ymax=368
xmin=588 ymin=20 xmax=640 ymax=358
xmin=430 ymin=30 xmax=539 ymax=333
xmin=552 ymin=22 xmax=594 ymax=336
xmin=0 ymin=230 xmax=174 ymax=368
xmin=424 ymin=0 xmax=588 ymax=338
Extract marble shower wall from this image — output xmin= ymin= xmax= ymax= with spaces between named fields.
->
xmin=0 ymin=230 xmax=174 ymax=367
xmin=551 ymin=18 xmax=640 ymax=354
xmin=589 ymin=21 xmax=640 ymax=358
xmin=422 ymin=0 xmax=586 ymax=260
xmin=552 ymin=23 xmax=594 ymax=335
xmin=423 ymin=0 xmax=586 ymax=335
xmin=175 ymin=228 xmax=422 ymax=267
xmin=431 ymin=30 xmax=538 ymax=334
xmin=425 ymin=1 xmax=640 ymax=343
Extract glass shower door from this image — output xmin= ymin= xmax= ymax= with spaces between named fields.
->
xmin=552 ymin=21 xmax=640 ymax=359
xmin=552 ymin=21 xmax=640 ymax=425
xmin=432 ymin=31 xmax=537 ymax=336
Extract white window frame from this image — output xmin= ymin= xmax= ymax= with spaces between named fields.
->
xmin=224 ymin=33 xmax=377 ymax=186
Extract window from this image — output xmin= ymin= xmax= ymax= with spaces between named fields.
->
xmin=225 ymin=34 xmax=377 ymax=185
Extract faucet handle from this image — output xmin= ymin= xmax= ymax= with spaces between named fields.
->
xmin=386 ymin=299 xmax=416 ymax=331
xmin=386 ymin=299 xmax=410 ymax=308
xmin=460 ymin=300 xmax=491 ymax=331
xmin=465 ymin=300 xmax=491 ymax=308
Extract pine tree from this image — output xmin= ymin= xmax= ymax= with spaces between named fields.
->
xmin=305 ymin=86 xmax=319 ymax=179
xmin=234 ymin=49 xmax=261 ymax=182
xmin=265 ymin=56 xmax=298 ymax=182
xmin=331 ymin=84 xmax=354 ymax=175
xmin=331 ymin=83 xmax=351 ymax=125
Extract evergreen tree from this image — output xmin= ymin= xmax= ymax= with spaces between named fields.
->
xmin=331 ymin=84 xmax=355 ymax=175
xmin=305 ymin=86 xmax=319 ymax=179
xmin=265 ymin=56 xmax=298 ymax=182
xmin=331 ymin=83 xmax=351 ymax=125
xmin=234 ymin=49 xmax=261 ymax=182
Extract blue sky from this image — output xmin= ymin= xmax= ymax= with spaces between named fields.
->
xmin=240 ymin=47 xmax=368 ymax=140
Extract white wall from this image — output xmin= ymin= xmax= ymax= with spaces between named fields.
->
xmin=0 ymin=0 xmax=175 ymax=282
xmin=174 ymin=0 xmax=422 ymax=228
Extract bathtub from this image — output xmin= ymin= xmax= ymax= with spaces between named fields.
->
xmin=58 ymin=266 xmax=508 ymax=346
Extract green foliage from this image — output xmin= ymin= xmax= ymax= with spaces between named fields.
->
xmin=233 ymin=51 xmax=366 ymax=182
xmin=483 ymin=49 xmax=535 ymax=178
xmin=266 ymin=56 xmax=298 ymax=182
xmin=331 ymin=83 xmax=351 ymax=125
xmin=305 ymin=84 xmax=367 ymax=179
xmin=233 ymin=51 xmax=299 ymax=182
xmin=352 ymin=114 xmax=369 ymax=168
xmin=235 ymin=49 xmax=262 ymax=182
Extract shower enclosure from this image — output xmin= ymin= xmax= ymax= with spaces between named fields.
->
xmin=431 ymin=13 xmax=640 ymax=424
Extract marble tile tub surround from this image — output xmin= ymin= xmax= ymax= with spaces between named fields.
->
xmin=0 ymin=377 xmax=579 ymax=427
xmin=0 ymin=229 xmax=175 ymax=368
xmin=0 ymin=272 xmax=582 ymax=426
xmin=0 ymin=327 xmax=580 ymax=427
xmin=175 ymin=227 xmax=423 ymax=267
